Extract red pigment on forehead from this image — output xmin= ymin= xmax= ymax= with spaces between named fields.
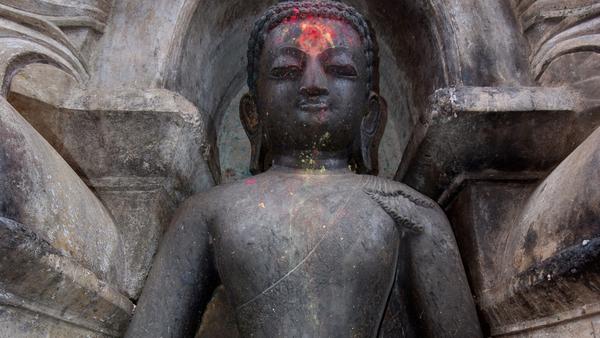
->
xmin=290 ymin=7 xmax=299 ymax=21
xmin=297 ymin=21 xmax=336 ymax=55
xmin=277 ymin=9 xmax=356 ymax=54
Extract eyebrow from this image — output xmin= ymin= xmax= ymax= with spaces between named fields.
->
xmin=274 ymin=46 xmax=305 ymax=59
xmin=274 ymin=46 xmax=352 ymax=59
xmin=319 ymin=47 xmax=351 ymax=58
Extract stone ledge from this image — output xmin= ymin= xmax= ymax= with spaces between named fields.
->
xmin=8 ymin=71 xmax=218 ymax=297
xmin=0 ymin=217 xmax=133 ymax=336
xmin=492 ymin=306 xmax=600 ymax=337
xmin=9 ymin=73 xmax=216 ymax=195
xmin=483 ymin=236 xmax=600 ymax=332
xmin=397 ymin=86 xmax=599 ymax=203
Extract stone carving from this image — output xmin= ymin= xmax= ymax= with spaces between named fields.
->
xmin=514 ymin=0 xmax=600 ymax=101
xmin=0 ymin=1 xmax=135 ymax=336
xmin=396 ymin=1 xmax=600 ymax=336
xmin=0 ymin=94 xmax=122 ymax=285
xmin=0 ymin=0 xmax=599 ymax=337
xmin=0 ymin=0 xmax=120 ymax=288
xmin=125 ymin=1 xmax=481 ymax=337
xmin=0 ymin=216 xmax=132 ymax=337
xmin=0 ymin=1 xmax=213 ymax=336
xmin=0 ymin=3 xmax=88 ymax=94
xmin=2 ymin=0 xmax=112 ymax=31
xmin=399 ymin=85 xmax=600 ymax=336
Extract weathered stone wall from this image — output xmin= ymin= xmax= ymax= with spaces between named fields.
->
xmin=0 ymin=1 xmax=214 ymax=336
xmin=397 ymin=1 xmax=600 ymax=336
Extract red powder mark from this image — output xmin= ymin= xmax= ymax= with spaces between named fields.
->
xmin=318 ymin=108 xmax=327 ymax=122
xmin=283 ymin=7 xmax=300 ymax=23
xmin=245 ymin=178 xmax=257 ymax=186
xmin=297 ymin=21 xmax=336 ymax=55
xmin=290 ymin=7 xmax=299 ymax=21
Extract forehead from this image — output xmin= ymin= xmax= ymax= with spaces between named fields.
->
xmin=264 ymin=17 xmax=363 ymax=56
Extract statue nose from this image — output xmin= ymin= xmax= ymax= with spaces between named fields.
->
xmin=299 ymin=58 xmax=329 ymax=97
xmin=300 ymin=84 xmax=329 ymax=97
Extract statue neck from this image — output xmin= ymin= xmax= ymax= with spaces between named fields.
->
xmin=271 ymin=149 xmax=352 ymax=173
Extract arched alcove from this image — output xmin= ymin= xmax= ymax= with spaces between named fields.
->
xmin=166 ymin=0 xmax=445 ymax=181
xmin=167 ymin=0 xmax=529 ymax=182
xmin=160 ymin=2 xmax=533 ymax=334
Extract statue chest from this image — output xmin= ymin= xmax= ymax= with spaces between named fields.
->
xmin=211 ymin=185 xmax=400 ymax=336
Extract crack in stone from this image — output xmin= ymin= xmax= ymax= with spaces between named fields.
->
xmin=236 ymin=176 xmax=365 ymax=310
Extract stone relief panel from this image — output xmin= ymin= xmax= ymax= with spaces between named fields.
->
xmin=0 ymin=0 xmax=113 ymax=84
xmin=397 ymin=2 xmax=600 ymax=337
xmin=0 ymin=2 xmax=138 ymax=337
xmin=1 ymin=0 xmax=112 ymax=32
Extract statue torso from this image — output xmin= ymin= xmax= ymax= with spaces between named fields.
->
xmin=208 ymin=169 xmax=401 ymax=337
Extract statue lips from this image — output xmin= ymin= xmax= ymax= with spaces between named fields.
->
xmin=299 ymin=101 xmax=328 ymax=112
xmin=298 ymin=98 xmax=329 ymax=113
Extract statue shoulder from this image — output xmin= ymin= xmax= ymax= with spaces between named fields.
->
xmin=361 ymin=175 xmax=447 ymax=234
xmin=182 ymin=177 xmax=256 ymax=214
xmin=175 ymin=183 xmax=232 ymax=221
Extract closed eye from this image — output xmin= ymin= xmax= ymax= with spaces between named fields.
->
xmin=326 ymin=64 xmax=358 ymax=78
xmin=270 ymin=66 xmax=302 ymax=80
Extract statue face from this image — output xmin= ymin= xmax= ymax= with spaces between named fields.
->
xmin=255 ymin=17 xmax=370 ymax=157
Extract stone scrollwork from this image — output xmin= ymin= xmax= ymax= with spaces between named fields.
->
xmin=515 ymin=0 xmax=600 ymax=101
xmin=0 ymin=0 xmax=111 ymax=93
xmin=1 ymin=0 xmax=111 ymax=32
xmin=0 ymin=0 xmax=113 ymax=94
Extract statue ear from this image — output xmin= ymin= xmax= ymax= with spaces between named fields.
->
xmin=360 ymin=92 xmax=388 ymax=175
xmin=240 ymin=93 xmax=259 ymax=135
xmin=240 ymin=93 xmax=267 ymax=175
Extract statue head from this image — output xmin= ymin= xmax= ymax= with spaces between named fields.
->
xmin=241 ymin=0 xmax=387 ymax=175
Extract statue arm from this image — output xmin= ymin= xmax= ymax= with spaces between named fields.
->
xmin=364 ymin=177 xmax=481 ymax=337
xmin=406 ymin=206 xmax=482 ymax=338
xmin=125 ymin=196 xmax=218 ymax=338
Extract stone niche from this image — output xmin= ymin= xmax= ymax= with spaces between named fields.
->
xmin=0 ymin=0 xmax=599 ymax=337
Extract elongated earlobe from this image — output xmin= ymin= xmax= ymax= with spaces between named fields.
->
xmin=240 ymin=93 xmax=263 ymax=175
xmin=360 ymin=92 xmax=387 ymax=175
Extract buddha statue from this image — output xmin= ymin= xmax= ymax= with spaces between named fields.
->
xmin=125 ymin=1 xmax=482 ymax=337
